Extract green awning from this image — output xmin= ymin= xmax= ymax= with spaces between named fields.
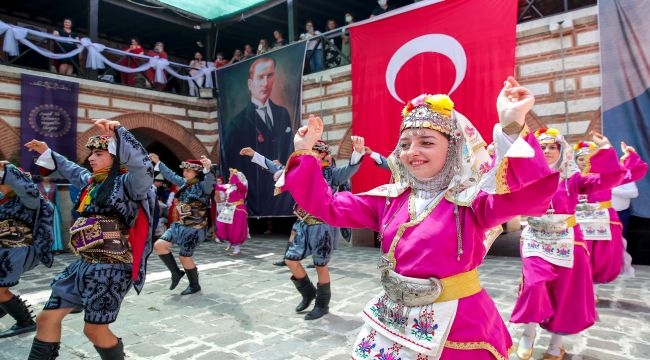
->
xmin=152 ymin=0 xmax=274 ymax=21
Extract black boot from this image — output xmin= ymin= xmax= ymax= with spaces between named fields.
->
xmin=291 ymin=275 xmax=316 ymax=312
xmin=159 ymin=253 xmax=185 ymax=290
xmin=0 ymin=295 xmax=36 ymax=338
xmin=95 ymin=338 xmax=124 ymax=360
xmin=305 ymin=282 xmax=330 ymax=320
xmin=180 ymin=267 xmax=201 ymax=295
xmin=28 ymin=338 xmax=60 ymax=360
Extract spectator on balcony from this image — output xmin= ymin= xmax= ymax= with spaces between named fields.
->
xmin=242 ymin=44 xmax=255 ymax=60
xmin=188 ymin=51 xmax=207 ymax=97
xmin=52 ymin=18 xmax=80 ymax=75
xmin=340 ymin=12 xmax=354 ymax=65
xmin=370 ymin=0 xmax=395 ymax=17
xmin=324 ymin=19 xmax=342 ymax=69
xmin=299 ymin=20 xmax=324 ymax=73
xmin=145 ymin=41 xmax=168 ymax=91
xmin=214 ymin=52 xmax=229 ymax=68
xmin=257 ymin=39 xmax=271 ymax=55
xmin=229 ymin=49 xmax=243 ymax=64
xmin=272 ymin=30 xmax=288 ymax=49
xmin=119 ymin=37 xmax=144 ymax=87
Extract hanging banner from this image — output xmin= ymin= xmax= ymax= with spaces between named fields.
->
xmin=217 ymin=42 xmax=307 ymax=217
xmin=349 ymin=0 xmax=517 ymax=192
xmin=600 ymin=0 xmax=650 ymax=218
xmin=20 ymin=74 xmax=79 ymax=171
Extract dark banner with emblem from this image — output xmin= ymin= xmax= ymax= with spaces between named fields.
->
xmin=217 ymin=42 xmax=306 ymax=217
xmin=20 ymin=74 xmax=78 ymax=171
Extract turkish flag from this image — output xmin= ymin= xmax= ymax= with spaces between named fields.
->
xmin=349 ymin=0 xmax=517 ymax=192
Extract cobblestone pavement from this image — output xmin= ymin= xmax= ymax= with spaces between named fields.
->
xmin=2 ymin=234 xmax=649 ymax=359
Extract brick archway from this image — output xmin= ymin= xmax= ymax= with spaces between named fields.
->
xmin=0 ymin=117 xmax=20 ymax=161
xmin=76 ymin=112 xmax=210 ymax=161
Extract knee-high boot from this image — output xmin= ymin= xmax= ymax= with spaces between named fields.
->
xmin=0 ymin=294 xmax=36 ymax=338
xmin=291 ymin=275 xmax=316 ymax=312
xmin=305 ymin=282 xmax=330 ymax=320
xmin=27 ymin=338 xmax=60 ymax=360
xmin=180 ymin=267 xmax=201 ymax=295
xmin=95 ymin=338 xmax=125 ymax=360
xmin=158 ymin=253 xmax=185 ymax=290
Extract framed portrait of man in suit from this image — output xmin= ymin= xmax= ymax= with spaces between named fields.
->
xmin=217 ymin=42 xmax=307 ymax=217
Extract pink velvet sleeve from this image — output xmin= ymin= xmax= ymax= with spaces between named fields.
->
xmin=622 ymin=151 xmax=648 ymax=183
xmin=473 ymin=128 xmax=560 ymax=229
xmin=578 ymin=147 xmax=627 ymax=194
xmin=284 ymin=153 xmax=384 ymax=231
xmin=215 ymin=184 xmax=227 ymax=192
xmin=494 ymin=128 xmax=558 ymax=195
xmin=229 ymin=174 xmax=248 ymax=197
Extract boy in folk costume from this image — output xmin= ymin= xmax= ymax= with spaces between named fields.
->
xmin=0 ymin=163 xmax=54 ymax=339
xmin=278 ymin=77 xmax=561 ymax=359
xmin=511 ymin=128 xmax=626 ymax=360
xmin=24 ymin=119 xmax=156 ymax=360
xmin=277 ymin=137 xmax=366 ymax=320
xmin=150 ymin=154 xmax=217 ymax=295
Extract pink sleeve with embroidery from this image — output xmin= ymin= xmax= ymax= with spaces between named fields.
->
xmin=474 ymin=129 xmax=560 ymax=229
xmin=283 ymin=154 xmax=384 ymax=231
xmin=229 ymin=174 xmax=248 ymax=199
xmin=578 ymin=147 xmax=626 ymax=194
xmin=622 ymin=151 xmax=648 ymax=183
xmin=494 ymin=128 xmax=559 ymax=194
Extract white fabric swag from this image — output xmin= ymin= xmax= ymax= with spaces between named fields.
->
xmin=0 ymin=20 xmax=214 ymax=88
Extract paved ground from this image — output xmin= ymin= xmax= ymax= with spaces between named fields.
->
xmin=2 ymin=232 xmax=650 ymax=360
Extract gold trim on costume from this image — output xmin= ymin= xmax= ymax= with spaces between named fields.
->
xmin=444 ymin=339 xmax=509 ymax=360
xmin=289 ymin=149 xmax=319 ymax=160
xmin=574 ymin=240 xmax=590 ymax=257
xmin=385 ymin=192 xmax=444 ymax=267
xmin=495 ymin=158 xmax=510 ymax=194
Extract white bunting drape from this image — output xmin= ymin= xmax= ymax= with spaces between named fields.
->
xmin=0 ymin=20 xmax=214 ymax=89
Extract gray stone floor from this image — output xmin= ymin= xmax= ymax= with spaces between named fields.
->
xmin=1 ymin=232 xmax=649 ymax=359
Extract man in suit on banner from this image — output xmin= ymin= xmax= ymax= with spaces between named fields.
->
xmin=223 ymin=57 xmax=294 ymax=216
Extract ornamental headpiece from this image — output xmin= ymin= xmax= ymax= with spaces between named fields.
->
xmin=312 ymin=140 xmax=330 ymax=154
xmin=400 ymin=94 xmax=458 ymax=139
xmin=534 ymin=127 xmax=562 ymax=144
xmin=573 ymin=141 xmax=597 ymax=157
xmin=85 ymin=135 xmax=116 ymax=155
xmin=180 ymin=160 xmax=203 ymax=172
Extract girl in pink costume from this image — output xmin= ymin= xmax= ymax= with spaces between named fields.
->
xmin=277 ymin=77 xmax=560 ymax=360
xmin=511 ymin=129 xmax=627 ymax=360
xmin=215 ymin=169 xmax=248 ymax=256
xmin=574 ymin=141 xmax=647 ymax=286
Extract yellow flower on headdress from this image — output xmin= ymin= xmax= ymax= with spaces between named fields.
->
xmin=534 ymin=127 xmax=560 ymax=138
xmin=423 ymin=94 xmax=454 ymax=117
xmin=402 ymin=94 xmax=454 ymax=118
xmin=573 ymin=141 xmax=597 ymax=152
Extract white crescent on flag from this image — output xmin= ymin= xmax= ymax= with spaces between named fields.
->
xmin=385 ymin=34 xmax=467 ymax=103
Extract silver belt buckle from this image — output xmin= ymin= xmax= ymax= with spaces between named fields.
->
xmin=381 ymin=272 xmax=444 ymax=306
xmin=377 ymin=255 xmax=394 ymax=274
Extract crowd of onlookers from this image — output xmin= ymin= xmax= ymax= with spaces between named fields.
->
xmin=38 ymin=0 xmax=404 ymax=93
